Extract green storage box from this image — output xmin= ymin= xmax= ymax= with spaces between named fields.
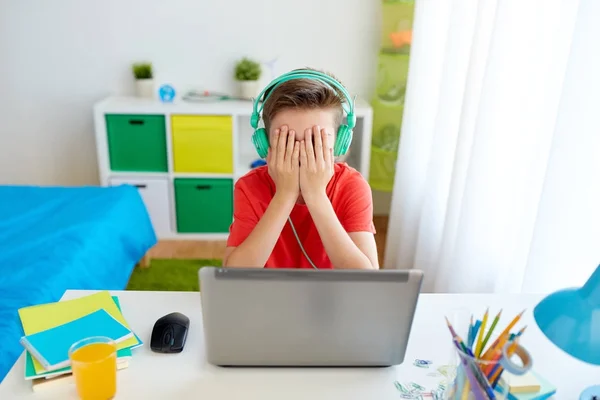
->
xmin=174 ymin=178 xmax=233 ymax=233
xmin=106 ymin=114 xmax=168 ymax=172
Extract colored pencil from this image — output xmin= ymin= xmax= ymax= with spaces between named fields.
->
xmin=506 ymin=338 xmax=519 ymax=354
xmin=480 ymin=309 xmax=502 ymax=354
xmin=475 ymin=308 xmax=489 ymax=357
xmin=455 ymin=365 xmax=467 ymax=400
xmin=468 ymin=315 xmax=474 ymax=347
xmin=510 ymin=325 xmax=527 ymax=340
xmin=481 ymin=310 xmax=525 ymax=360
xmin=461 ymin=379 xmax=471 ymax=400
xmin=487 ymin=360 xmax=502 ymax=383
xmin=491 ymin=371 xmax=503 ymax=389
xmin=469 ymin=320 xmax=481 ymax=350
xmin=483 ymin=348 xmax=503 ymax=376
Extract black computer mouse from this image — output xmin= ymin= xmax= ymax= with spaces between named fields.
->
xmin=150 ymin=312 xmax=189 ymax=353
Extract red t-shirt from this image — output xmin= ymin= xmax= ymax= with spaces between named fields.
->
xmin=226 ymin=162 xmax=376 ymax=269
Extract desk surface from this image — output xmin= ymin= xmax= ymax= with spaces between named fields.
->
xmin=1 ymin=290 xmax=597 ymax=399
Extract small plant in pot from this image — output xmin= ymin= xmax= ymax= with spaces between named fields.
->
xmin=235 ymin=58 xmax=262 ymax=100
xmin=132 ymin=62 xmax=154 ymax=99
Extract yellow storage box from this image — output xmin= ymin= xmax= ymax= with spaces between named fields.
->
xmin=171 ymin=115 xmax=233 ymax=173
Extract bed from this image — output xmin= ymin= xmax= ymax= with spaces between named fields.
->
xmin=0 ymin=184 xmax=157 ymax=382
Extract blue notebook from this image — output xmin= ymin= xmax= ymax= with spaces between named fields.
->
xmin=20 ymin=308 xmax=133 ymax=371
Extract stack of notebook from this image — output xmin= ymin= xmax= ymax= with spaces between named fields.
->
xmin=506 ymin=371 xmax=557 ymax=400
xmin=17 ymin=291 xmax=143 ymax=392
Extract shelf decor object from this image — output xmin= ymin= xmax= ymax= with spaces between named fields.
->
xmin=234 ymin=58 xmax=262 ymax=100
xmin=132 ymin=62 xmax=154 ymax=99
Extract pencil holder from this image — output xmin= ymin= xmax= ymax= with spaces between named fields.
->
xmin=444 ymin=347 xmax=511 ymax=400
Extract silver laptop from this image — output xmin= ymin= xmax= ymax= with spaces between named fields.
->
xmin=198 ymin=268 xmax=423 ymax=367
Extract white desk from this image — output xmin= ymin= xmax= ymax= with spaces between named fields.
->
xmin=1 ymin=290 xmax=597 ymax=399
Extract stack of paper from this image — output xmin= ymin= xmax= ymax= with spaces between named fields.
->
xmin=17 ymin=291 xmax=143 ymax=391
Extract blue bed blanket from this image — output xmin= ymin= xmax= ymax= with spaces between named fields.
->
xmin=0 ymin=185 xmax=157 ymax=382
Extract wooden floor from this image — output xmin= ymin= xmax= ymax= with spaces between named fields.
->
xmin=147 ymin=216 xmax=389 ymax=267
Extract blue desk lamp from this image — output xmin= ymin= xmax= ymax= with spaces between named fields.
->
xmin=534 ymin=263 xmax=600 ymax=400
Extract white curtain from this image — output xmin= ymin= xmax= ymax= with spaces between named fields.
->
xmin=384 ymin=0 xmax=600 ymax=294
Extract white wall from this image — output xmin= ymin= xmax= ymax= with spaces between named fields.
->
xmin=0 ymin=0 xmax=381 ymax=187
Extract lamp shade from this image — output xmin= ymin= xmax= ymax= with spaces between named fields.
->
xmin=534 ymin=264 xmax=600 ymax=366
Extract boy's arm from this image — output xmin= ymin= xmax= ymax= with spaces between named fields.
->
xmin=300 ymin=126 xmax=378 ymax=270
xmin=223 ymin=126 xmax=300 ymax=268
xmin=304 ymin=193 xmax=379 ymax=269
xmin=223 ymin=192 xmax=296 ymax=268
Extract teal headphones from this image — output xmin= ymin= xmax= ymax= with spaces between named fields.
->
xmin=250 ymin=69 xmax=356 ymax=159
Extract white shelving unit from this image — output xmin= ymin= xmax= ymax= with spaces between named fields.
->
xmin=93 ymin=96 xmax=373 ymax=240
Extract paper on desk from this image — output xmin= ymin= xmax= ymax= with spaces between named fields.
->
xmin=393 ymin=359 xmax=457 ymax=399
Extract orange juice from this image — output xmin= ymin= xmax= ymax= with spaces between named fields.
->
xmin=69 ymin=337 xmax=117 ymax=400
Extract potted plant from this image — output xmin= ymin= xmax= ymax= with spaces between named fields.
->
xmin=132 ymin=62 xmax=154 ymax=99
xmin=234 ymin=58 xmax=262 ymax=100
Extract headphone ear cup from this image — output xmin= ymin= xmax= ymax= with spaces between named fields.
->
xmin=252 ymin=128 xmax=269 ymax=159
xmin=334 ymin=125 xmax=353 ymax=157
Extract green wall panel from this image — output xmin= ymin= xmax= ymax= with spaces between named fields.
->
xmin=369 ymin=0 xmax=415 ymax=192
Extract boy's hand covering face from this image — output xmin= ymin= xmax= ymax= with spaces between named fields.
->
xmin=299 ymin=125 xmax=335 ymax=201
xmin=266 ymin=125 xmax=300 ymax=199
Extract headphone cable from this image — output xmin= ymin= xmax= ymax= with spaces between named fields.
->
xmin=287 ymin=217 xmax=318 ymax=270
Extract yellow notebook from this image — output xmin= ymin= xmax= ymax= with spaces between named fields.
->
xmin=18 ymin=291 xmax=139 ymax=374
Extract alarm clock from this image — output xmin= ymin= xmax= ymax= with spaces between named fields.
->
xmin=159 ymin=84 xmax=176 ymax=103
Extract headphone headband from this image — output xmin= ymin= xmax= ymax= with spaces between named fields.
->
xmin=250 ymin=69 xmax=356 ymax=129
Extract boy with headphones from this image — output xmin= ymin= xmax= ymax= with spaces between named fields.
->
xmin=223 ymin=69 xmax=379 ymax=269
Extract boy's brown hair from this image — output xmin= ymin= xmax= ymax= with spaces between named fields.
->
xmin=261 ymin=68 xmax=346 ymax=134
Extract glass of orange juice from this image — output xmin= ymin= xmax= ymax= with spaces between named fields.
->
xmin=69 ymin=336 xmax=117 ymax=400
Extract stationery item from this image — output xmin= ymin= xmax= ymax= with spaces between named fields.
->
xmin=413 ymin=359 xmax=433 ymax=368
xmin=18 ymin=291 xmax=140 ymax=374
xmin=453 ymin=339 xmax=488 ymax=400
xmin=393 ymin=359 xmax=456 ymax=400
xmin=506 ymin=371 xmax=556 ymax=400
xmin=507 ymin=371 xmax=541 ymax=393
xmin=487 ymin=337 xmax=520 ymax=380
xmin=469 ymin=320 xmax=482 ymax=349
xmin=445 ymin=318 xmax=500 ymax=400
xmin=475 ymin=308 xmax=489 ymax=357
xmin=481 ymin=309 xmax=502 ymax=353
xmin=468 ymin=315 xmax=474 ymax=346
xmin=23 ymin=296 xmax=141 ymax=382
xmin=489 ymin=330 xmax=532 ymax=389
xmin=69 ymin=336 xmax=117 ymax=400
xmin=20 ymin=309 xmax=132 ymax=371
xmin=509 ymin=326 xmax=527 ymax=341
xmin=28 ymin=340 xmax=141 ymax=382
xmin=444 ymin=309 xmax=534 ymax=400
xmin=482 ymin=310 xmax=525 ymax=361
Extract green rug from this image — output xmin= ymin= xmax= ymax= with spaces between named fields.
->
xmin=126 ymin=259 xmax=222 ymax=292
